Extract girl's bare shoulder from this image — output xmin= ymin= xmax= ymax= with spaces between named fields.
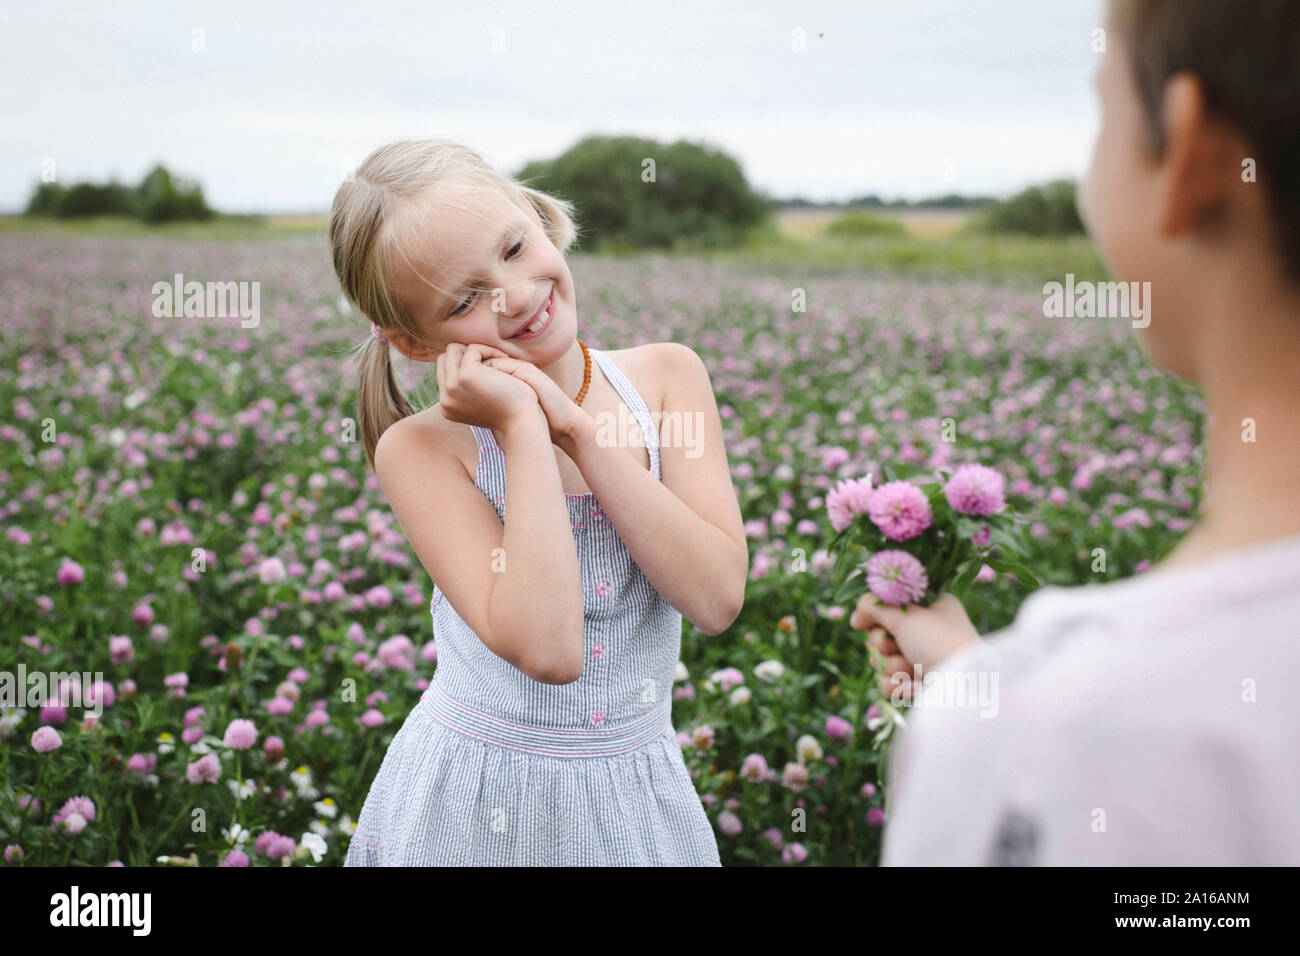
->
xmin=605 ymin=342 xmax=682 ymax=418
xmin=381 ymin=404 xmax=477 ymax=483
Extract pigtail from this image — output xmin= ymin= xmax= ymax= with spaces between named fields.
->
xmin=356 ymin=333 xmax=414 ymax=470
xmin=517 ymin=183 xmax=580 ymax=253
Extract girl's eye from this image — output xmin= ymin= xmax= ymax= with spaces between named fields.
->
xmin=448 ymin=237 xmax=524 ymax=317
xmin=450 ymin=291 xmax=476 ymax=316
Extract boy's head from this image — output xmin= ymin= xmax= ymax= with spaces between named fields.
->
xmin=1079 ymin=0 xmax=1300 ymax=381
xmin=328 ymin=139 xmax=579 ymax=465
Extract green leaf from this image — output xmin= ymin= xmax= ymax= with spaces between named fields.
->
xmin=948 ymin=560 xmax=982 ymax=600
xmin=831 ymin=567 xmax=866 ymax=603
xmin=986 ymin=557 xmax=1041 ymax=589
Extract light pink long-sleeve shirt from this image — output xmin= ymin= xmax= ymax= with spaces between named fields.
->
xmin=881 ymin=532 xmax=1300 ymax=866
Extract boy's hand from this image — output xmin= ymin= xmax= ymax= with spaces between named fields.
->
xmin=849 ymin=593 xmax=982 ymax=695
xmin=482 ymin=355 xmax=590 ymax=446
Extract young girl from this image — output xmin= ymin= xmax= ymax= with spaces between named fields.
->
xmin=853 ymin=0 xmax=1300 ymax=865
xmin=328 ymin=139 xmax=746 ymax=865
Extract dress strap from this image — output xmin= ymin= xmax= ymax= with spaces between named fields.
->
xmin=466 ymin=424 xmax=505 ymax=510
xmin=588 ymin=348 xmax=661 ymax=481
xmin=468 ymin=424 xmax=499 ymax=453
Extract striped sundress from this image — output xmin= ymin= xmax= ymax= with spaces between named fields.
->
xmin=344 ymin=347 xmax=722 ymax=866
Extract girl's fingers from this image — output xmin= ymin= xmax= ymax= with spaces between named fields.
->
xmin=443 ymin=343 xmax=462 ymax=390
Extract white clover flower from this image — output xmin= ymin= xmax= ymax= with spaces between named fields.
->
xmin=222 ymin=821 xmax=250 ymax=845
xmin=754 ymin=660 xmax=785 ymax=682
xmin=226 ymin=778 xmax=256 ymax=799
xmin=299 ymin=832 xmax=328 ymax=863
xmin=674 ymin=661 xmax=689 ymax=683
xmin=868 ymin=703 xmax=907 ymax=743
xmin=796 ymin=734 xmax=823 ymax=763
xmin=728 ymin=686 xmax=751 ymax=706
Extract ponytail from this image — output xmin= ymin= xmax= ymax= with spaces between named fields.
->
xmin=356 ymin=334 xmax=415 ymax=470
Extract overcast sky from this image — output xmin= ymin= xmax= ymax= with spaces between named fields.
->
xmin=2 ymin=0 xmax=1106 ymax=214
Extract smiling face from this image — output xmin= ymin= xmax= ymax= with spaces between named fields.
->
xmin=385 ymin=182 xmax=576 ymax=363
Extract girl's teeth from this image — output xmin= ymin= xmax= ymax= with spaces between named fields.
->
xmin=526 ymin=310 xmax=548 ymax=332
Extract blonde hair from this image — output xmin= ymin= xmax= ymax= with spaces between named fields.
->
xmin=327 ymin=139 xmax=579 ymax=469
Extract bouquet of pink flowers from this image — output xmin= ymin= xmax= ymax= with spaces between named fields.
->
xmin=825 ymin=463 xmax=1040 ymax=609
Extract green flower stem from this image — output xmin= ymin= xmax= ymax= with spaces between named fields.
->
xmin=14 ymin=756 xmax=51 ymax=837
xmin=146 ymin=798 xmax=193 ymax=859
xmin=354 ymin=733 xmax=375 ymax=786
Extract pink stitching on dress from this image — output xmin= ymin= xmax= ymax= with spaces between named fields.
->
xmin=591 ymin=642 xmax=605 ymax=661
xmin=589 ymin=710 xmax=605 ymax=727
xmin=421 ymin=697 xmax=668 ymax=757
xmin=428 ymin=679 xmax=666 ymax=734
xmin=352 ymin=832 xmax=384 ymax=849
xmin=596 ymin=580 xmax=611 ymax=596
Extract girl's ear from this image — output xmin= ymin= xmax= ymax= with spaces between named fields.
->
xmin=387 ymin=328 xmax=440 ymax=363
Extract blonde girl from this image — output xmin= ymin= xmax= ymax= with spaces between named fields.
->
xmin=328 ymin=139 xmax=746 ymax=865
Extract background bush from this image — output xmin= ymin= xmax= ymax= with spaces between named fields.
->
xmin=976 ymin=179 xmax=1084 ymax=236
xmin=22 ymin=164 xmax=214 ymax=223
xmin=515 ymin=135 xmax=772 ymax=251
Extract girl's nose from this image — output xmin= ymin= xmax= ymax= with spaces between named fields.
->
xmin=504 ymin=283 xmax=540 ymax=319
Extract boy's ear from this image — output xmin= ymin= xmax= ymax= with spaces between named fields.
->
xmin=1157 ymin=72 xmax=1243 ymax=238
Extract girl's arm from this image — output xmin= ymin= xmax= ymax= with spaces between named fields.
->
xmin=557 ymin=343 xmax=747 ymax=635
xmin=374 ymin=410 xmax=586 ymax=684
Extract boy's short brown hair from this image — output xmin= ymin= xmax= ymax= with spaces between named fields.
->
xmin=1109 ymin=0 xmax=1300 ymax=283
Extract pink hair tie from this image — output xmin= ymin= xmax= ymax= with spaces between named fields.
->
xmin=370 ymin=324 xmax=388 ymax=344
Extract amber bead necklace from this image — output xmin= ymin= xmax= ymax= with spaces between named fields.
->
xmin=574 ymin=338 xmax=592 ymax=406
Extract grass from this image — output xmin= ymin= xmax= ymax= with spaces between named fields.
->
xmin=681 ymin=225 xmax=1110 ymax=287
xmin=0 ymin=214 xmax=326 ymax=242
xmin=1 ymin=211 xmax=1110 ymax=285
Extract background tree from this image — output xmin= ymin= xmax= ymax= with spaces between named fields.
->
xmin=515 ymin=135 xmax=772 ymax=250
